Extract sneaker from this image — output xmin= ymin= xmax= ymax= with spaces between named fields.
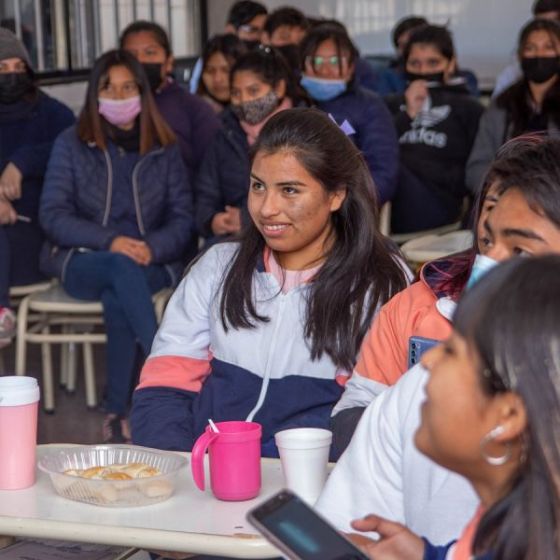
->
xmin=102 ymin=414 xmax=131 ymax=444
xmin=0 ymin=307 xmax=15 ymax=346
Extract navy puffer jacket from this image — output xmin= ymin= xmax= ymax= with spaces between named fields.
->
xmin=194 ymin=108 xmax=249 ymax=239
xmin=39 ymin=126 xmax=194 ymax=284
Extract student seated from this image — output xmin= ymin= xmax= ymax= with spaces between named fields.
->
xmin=375 ymin=16 xmax=479 ymax=97
xmin=348 ymin=255 xmax=560 ymax=560
xmin=120 ymin=20 xmax=220 ymax=180
xmin=467 ymin=18 xmax=560 ymax=193
xmin=195 ymin=34 xmax=247 ymax=113
xmin=492 ymin=0 xmax=560 ymax=98
xmin=330 ymin=135 xmax=543 ymax=455
xmin=189 ymin=0 xmax=268 ymax=94
xmin=317 ymin=138 xmax=560 ymax=546
xmin=0 ymin=27 xmax=74 ymax=345
xmin=299 ymin=23 xmax=399 ymax=204
xmin=130 ymin=108 xmax=409 ymax=457
xmin=195 ymin=45 xmax=307 ymax=242
xmin=262 ymin=7 xmax=309 ymax=70
xmin=40 ymin=50 xmax=193 ymax=443
xmin=385 ymin=24 xmax=483 ymax=233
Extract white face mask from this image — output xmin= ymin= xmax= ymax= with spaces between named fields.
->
xmin=466 ymin=254 xmax=498 ymax=290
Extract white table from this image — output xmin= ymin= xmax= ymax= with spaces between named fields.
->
xmin=0 ymin=445 xmax=282 ymax=558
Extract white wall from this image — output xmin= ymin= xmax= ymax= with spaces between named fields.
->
xmin=207 ymin=0 xmax=532 ymax=89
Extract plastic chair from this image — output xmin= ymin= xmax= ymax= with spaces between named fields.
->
xmin=15 ymin=283 xmax=172 ymax=412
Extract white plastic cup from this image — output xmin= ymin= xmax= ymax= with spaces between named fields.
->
xmin=274 ymin=428 xmax=332 ymax=505
xmin=0 ymin=376 xmax=40 ymax=490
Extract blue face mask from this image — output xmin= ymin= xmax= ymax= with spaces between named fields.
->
xmin=300 ymin=75 xmax=347 ymax=102
xmin=466 ymin=254 xmax=498 ymax=290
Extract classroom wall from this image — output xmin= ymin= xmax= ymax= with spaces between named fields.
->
xmin=207 ymin=0 xmax=531 ymax=89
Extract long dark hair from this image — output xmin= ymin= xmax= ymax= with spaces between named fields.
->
xmin=230 ymin=45 xmax=305 ymax=104
xmin=453 ymin=255 xmax=560 ymax=560
xmin=497 ymin=19 xmax=560 ymax=138
xmin=219 ymin=108 xmax=408 ymax=370
xmin=430 ymin=135 xmax=548 ymax=299
xmin=77 ymin=49 xmax=175 ymax=154
xmin=197 ymin=33 xmax=247 ymax=98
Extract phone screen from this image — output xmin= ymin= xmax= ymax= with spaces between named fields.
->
xmin=248 ymin=490 xmax=368 ymax=560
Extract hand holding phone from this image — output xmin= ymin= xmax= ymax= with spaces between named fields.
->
xmin=247 ymin=489 xmax=370 ymax=560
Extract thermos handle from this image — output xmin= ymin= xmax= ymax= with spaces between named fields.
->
xmin=191 ymin=430 xmax=219 ymax=491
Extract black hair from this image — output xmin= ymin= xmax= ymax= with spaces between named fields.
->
xmin=197 ymin=34 xmax=247 ymax=97
xmin=299 ymin=23 xmax=358 ymax=74
xmin=119 ymin=20 xmax=172 ymax=57
xmin=230 ymin=45 xmax=304 ymax=103
xmin=533 ymin=0 xmax=560 ymax=16
xmin=453 ymin=255 xmax=560 ymax=560
xmin=264 ymin=7 xmax=309 ymax=36
xmin=403 ymin=24 xmax=455 ymax=62
xmin=493 ymin=136 xmax=560 ymax=228
xmin=227 ymin=1 xmax=268 ymax=29
xmin=392 ymin=15 xmax=429 ymax=48
xmin=496 ymin=19 xmax=560 ymax=137
xmin=219 ymin=108 xmax=408 ymax=370
xmin=430 ymin=134 xmax=548 ymax=300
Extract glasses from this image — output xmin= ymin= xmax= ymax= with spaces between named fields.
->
xmin=238 ymin=24 xmax=261 ymax=34
xmin=307 ymin=55 xmax=347 ymax=68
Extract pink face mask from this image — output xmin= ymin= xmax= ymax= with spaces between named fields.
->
xmin=98 ymin=95 xmax=141 ymax=126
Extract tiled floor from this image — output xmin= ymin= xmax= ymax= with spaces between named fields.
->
xmin=1 ymin=342 xmax=109 ymax=445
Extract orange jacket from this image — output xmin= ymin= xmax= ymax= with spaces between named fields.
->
xmin=354 ymin=268 xmax=454 ymax=387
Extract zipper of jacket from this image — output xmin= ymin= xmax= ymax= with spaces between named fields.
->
xmin=245 ymin=288 xmax=289 ymax=422
xmin=101 ymin=149 xmax=113 ymax=226
xmin=131 ymin=148 xmax=164 ymax=236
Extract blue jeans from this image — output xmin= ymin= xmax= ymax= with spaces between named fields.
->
xmin=64 ymin=252 xmax=171 ymax=415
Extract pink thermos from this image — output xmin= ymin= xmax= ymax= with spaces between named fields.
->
xmin=0 ymin=376 xmax=40 ymax=490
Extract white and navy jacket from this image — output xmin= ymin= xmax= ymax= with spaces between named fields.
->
xmin=130 ymin=242 xmax=347 ymax=457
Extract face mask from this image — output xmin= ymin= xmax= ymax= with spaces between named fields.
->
xmin=242 ymin=39 xmax=261 ymax=51
xmin=98 ymin=96 xmax=142 ymax=126
xmin=230 ymin=90 xmax=279 ymax=125
xmin=300 ymin=75 xmax=347 ymax=102
xmin=466 ymin=254 xmax=498 ymax=290
xmin=0 ymin=72 xmax=33 ymax=104
xmin=277 ymin=44 xmax=301 ymax=68
xmin=521 ymin=56 xmax=560 ymax=84
xmin=405 ymin=71 xmax=445 ymax=85
xmin=142 ymin=63 xmax=164 ymax=92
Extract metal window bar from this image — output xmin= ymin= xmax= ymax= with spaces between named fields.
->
xmin=33 ymin=0 xmax=45 ymax=70
xmin=13 ymin=0 xmax=23 ymax=41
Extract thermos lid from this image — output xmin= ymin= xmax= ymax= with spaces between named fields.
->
xmin=0 ymin=376 xmax=40 ymax=406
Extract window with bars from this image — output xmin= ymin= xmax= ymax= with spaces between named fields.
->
xmin=0 ymin=0 xmax=203 ymax=78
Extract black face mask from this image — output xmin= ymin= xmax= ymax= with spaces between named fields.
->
xmin=242 ymin=39 xmax=260 ymax=51
xmin=276 ymin=44 xmax=301 ymax=68
xmin=142 ymin=63 xmax=164 ymax=92
xmin=0 ymin=72 xmax=33 ymax=104
xmin=521 ymin=56 xmax=560 ymax=84
xmin=405 ymin=70 xmax=445 ymax=85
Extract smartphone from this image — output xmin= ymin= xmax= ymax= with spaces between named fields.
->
xmin=247 ymin=489 xmax=370 ymax=560
xmin=408 ymin=336 xmax=439 ymax=368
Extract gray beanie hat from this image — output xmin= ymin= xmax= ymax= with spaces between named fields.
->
xmin=0 ymin=27 xmax=31 ymax=67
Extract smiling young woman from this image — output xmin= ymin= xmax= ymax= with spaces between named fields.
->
xmin=130 ymin=107 xmax=409 ymax=457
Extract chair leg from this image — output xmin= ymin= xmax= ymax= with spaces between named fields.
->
xmin=66 ymin=340 xmax=77 ymax=394
xmin=15 ymin=296 xmax=30 ymax=375
xmin=41 ymin=326 xmax=55 ymax=413
xmin=83 ymin=342 xmax=97 ymax=409
xmin=60 ymin=326 xmax=69 ymax=388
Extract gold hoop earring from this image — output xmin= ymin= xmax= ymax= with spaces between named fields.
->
xmin=480 ymin=425 xmax=512 ymax=466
